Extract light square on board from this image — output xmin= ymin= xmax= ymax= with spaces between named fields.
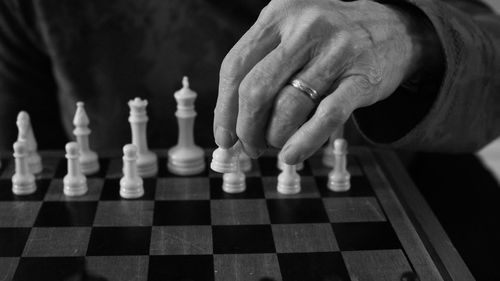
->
xmin=323 ymin=197 xmax=386 ymax=223
xmin=214 ymin=254 xmax=282 ymax=281
xmin=150 ymin=226 xmax=212 ymax=255
xmin=93 ymin=201 xmax=154 ymax=227
xmin=155 ymin=177 xmax=210 ymax=200
xmin=211 ymin=199 xmax=270 ymax=225
xmin=86 ymin=255 xmax=149 ymax=281
xmin=44 ymin=178 xmax=104 ymax=201
xmin=22 ymin=227 xmax=91 ymax=257
xmin=0 ymin=257 xmax=18 ymax=281
xmin=0 ymin=202 xmax=41 ymax=227
xmin=272 ymin=223 xmax=339 ymax=253
xmin=342 ymin=249 xmax=415 ymax=281
xmin=262 ymin=176 xmax=320 ymax=199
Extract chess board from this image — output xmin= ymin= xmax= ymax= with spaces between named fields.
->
xmin=0 ymin=147 xmax=473 ymax=281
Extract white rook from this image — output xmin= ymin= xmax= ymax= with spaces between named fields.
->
xmin=128 ymin=97 xmax=158 ymax=177
xmin=12 ymin=140 xmax=36 ymax=195
xmin=73 ymin=102 xmax=100 ymax=175
xmin=168 ymin=77 xmax=205 ymax=175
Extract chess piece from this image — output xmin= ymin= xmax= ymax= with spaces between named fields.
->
xmin=128 ymin=97 xmax=158 ymax=177
xmin=239 ymin=151 xmax=252 ymax=173
xmin=63 ymin=142 xmax=88 ymax=196
xmin=328 ymin=138 xmax=351 ymax=192
xmin=277 ymin=163 xmax=301 ymax=194
xmin=277 ymin=158 xmax=303 ymax=171
xmin=12 ymin=140 xmax=36 ymax=195
xmin=322 ymin=126 xmax=344 ymax=167
xmin=211 ymin=143 xmax=240 ymax=174
xmin=120 ymin=144 xmax=144 ymax=199
xmin=73 ymin=102 xmax=100 ymax=175
xmin=222 ymin=147 xmax=246 ymax=193
xmin=168 ymin=77 xmax=205 ymax=175
xmin=16 ymin=111 xmax=42 ymax=174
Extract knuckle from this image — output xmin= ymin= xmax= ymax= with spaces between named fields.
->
xmin=315 ymin=104 xmax=347 ymax=130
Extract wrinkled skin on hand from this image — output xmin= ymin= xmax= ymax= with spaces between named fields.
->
xmin=214 ymin=0 xmax=424 ymax=164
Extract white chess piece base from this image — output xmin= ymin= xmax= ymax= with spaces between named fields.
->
xmin=328 ymin=173 xmax=351 ymax=192
xmin=12 ymin=175 xmax=36 ymax=195
xmin=63 ymin=177 xmax=88 ymax=196
xmin=120 ymin=178 xmax=144 ymax=199
xmin=137 ymin=152 xmax=158 ymax=177
xmin=80 ymin=151 xmax=100 ymax=175
xmin=222 ymin=172 xmax=246 ymax=193
xmin=168 ymin=146 xmax=205 ymax=176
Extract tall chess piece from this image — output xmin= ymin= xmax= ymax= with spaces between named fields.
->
xmin=73 ymin=102 xmax=100 ymax=175
xmin=328 ymin=138 xmax=351 ymax=192
xmin=322 ymin=126 xmax=344 ymax=167
xmin=12 ymin=140 xmax=36 ymax=195
xmin=128 ymin=97 xmax=158 ymax=177
xmin=277 ymin=163 xmax=301 ymax=195
xmin=63 ymin=142 xmax=88 ymax=196
xmin=16 ymin=111 xmax=42 ymax=174
xmin=120 ymin=144 xmax=144 ymax=199
xmin=168 ymin=77 xmax=205 ymax=175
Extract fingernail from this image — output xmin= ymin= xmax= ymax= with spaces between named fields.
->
xmin=215 ymin=126 xmax=236 ymax=148
xmin=241 ymin=141 xmax=264 ymax=158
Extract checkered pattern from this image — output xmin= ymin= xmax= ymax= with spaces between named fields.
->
xmin=0 ymin=151 xmax=422 ymax=281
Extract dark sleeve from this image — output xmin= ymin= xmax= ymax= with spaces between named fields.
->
xmin=353 ymin=0 xmax=500 ymax=153
xmin=0 ymin=0 xmax=64 ymax=151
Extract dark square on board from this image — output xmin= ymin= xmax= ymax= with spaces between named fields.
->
xmin=332 ymin=222 xmax=402 ymax=251
xmin=34 ymin=201 xmax=97 ymax=227
xmin=266 ymin=198 xmax=329 ymax=224
xmin=0 ymin=228 xmax=31 ymax=257
xmin=148 ymin=255 xmax=214 ymax=281
xmin=212 ymin=225 xmax=275 ymax=254
xmin=100 ymin=178 xmax=156 ymax=200
xmin=210 ymin=177 xmax=264 ymax=199
xmin=87 ymin=226 xmax=151 ymax=256
xmin=316 ymin=175 xmax=374 ymax=197
xmin=13 ymin=257 xmax=88 ymax=281
xmin=278 ymin=252 xmax=350 ymax=281
xmin=0 ymin=179 xmax=50 ymax=201
xmin=153 ymin=200 xmax=211 ymax=225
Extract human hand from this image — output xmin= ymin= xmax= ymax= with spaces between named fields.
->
xmin=213 ymin=0 xmax=427 ymax=164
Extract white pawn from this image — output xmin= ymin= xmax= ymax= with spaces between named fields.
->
xmin=128 ymin=98 xmax=158 ymax=177
xmin=239 ymin=151 xmax=252 ymax=173
xmin=222 ymin=149 xmax=246 ymax=193
xmin=73 ymin=102 xmax=100 ymax=175
xmin=63 ymin=142 xmax=88 ymax=196
xmin=120 ymin=144 xmax=144 ymax=199
xmin=323 ymin=126 xmax=344 ymax=168
xmin=167 ymin=77 xmax=205 ymax=175
xmin=211 ymin=146 xmax=238 ymax=174
xmin=328 ymin=138 xmax=351 ymax=192
xmin=12 ymin=141 xmax=36 ymax=195
xmin=277 ymin=158 xmax=303 ymax=171
xmin=16 ymin=111 xmax=42 ymax=174
xmin=277 ymin=163 xmax=301 ymax=195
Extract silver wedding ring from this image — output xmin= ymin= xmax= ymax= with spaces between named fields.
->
xmin=289 ymin=79 xmax=321 ymax=103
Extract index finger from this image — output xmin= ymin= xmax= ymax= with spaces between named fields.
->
xmin=213 ymin=10 xmax=280 ymax=148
